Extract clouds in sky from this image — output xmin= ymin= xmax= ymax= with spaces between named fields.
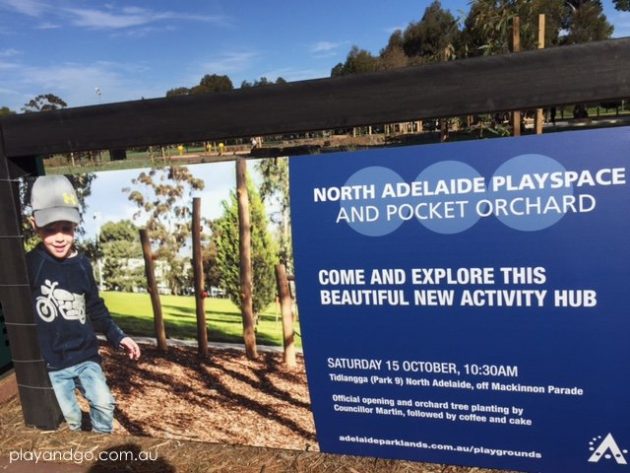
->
xmin=0 ymin=1 xmax=429 ymax=110
xmin=65 ymin=6 xmax=226 ymax=30
xmin=310 ymin=40 xmax=347 ymax=58
xmin=310 ymin=41 xmax=341 ymax=53
xmin=1 ymin=0 xmax=46 ymax=17
xmin=0 ymin=48 xmax=19 ymax=57
xmin=198 ymin=51 xmax=260 ymax=75
xmin=0 ymin=57 xmax=167 ymax=110
xmin=0 ymin=1 xmax=229 ymax=31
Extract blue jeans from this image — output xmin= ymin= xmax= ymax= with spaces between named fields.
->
xmin=48 ymin=360 xmax=116 ymax=433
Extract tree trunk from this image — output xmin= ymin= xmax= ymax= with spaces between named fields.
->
xmin=192 ymin=198 xmax=208 ymax=358
xmin=512 ymin=17 xmax=521 ymax=137
xmin=275 ymin=264 xmax=296 ymax=369
xmin=535 ymin=14 xmax=546 ymax=135
xmin=236 ymin=158 xmax=258 ymax=359
xmin=139 ymin=229 xmax=167 ymax=352
xmin=440 ymin=118 xmax=448 ymax=142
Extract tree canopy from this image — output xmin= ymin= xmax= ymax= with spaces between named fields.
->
xmin=561 ymin=0 xmax=613 ymax=44
xmin=166 ymin=74 xmax=233 ymax=97
xmin=401 ymin=0 xmax=460 ymax=62
xmin=22 ymin=93 xmax=67 ymax=113
xmin=331 ymin=46 xmax=380 ymax=77
xmin=241 ymin=77 xmax=287 ymax=88
xmin=211 ymin=178 xmax=277 ymax=317
xmin=256 ymin=157 xmax=292 ymax=270
xmin=99 ymin=220 xmax=144 ymax=292
xmin=332 ymin=0 xmax=615 ymax=76
xmin=0 ymin=106 xmax=14 ymax=117
xmin=124 ymin=166 xmax=205 ymax=294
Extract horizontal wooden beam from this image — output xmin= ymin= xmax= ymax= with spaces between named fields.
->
xmin=2 ymin=38 xmax=630 ymax=157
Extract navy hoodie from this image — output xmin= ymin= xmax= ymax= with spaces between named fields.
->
xmin=26 ymin=244 xmax=126 ymax=371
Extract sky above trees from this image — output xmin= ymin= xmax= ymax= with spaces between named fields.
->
xmin=0 ymin=0 xmax=628 ymax=111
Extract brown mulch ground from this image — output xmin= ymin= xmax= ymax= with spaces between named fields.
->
xmin=0 ymin=343 xmax=516 ymax=472
xmin=102 ymin=344 xmax=316 ymax=450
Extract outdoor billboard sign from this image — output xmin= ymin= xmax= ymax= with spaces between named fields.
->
xmin=290 ymin=127 xmax=630 ymax=472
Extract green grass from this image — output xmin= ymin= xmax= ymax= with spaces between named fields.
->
xmin=102 ymin=291 xmax=301 ymax=348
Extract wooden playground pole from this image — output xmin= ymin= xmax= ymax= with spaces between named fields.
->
xmin=192 ymin=198 xmax=208 ymax=358
xmin=275 ymin=264 xmax=296 ymax=369
xmin=236 ymin=157 xmax=258 ymax=359
xmin=536 ymin=14 xmax=546 ymax=135
xmin=0 ymin=153 xmax=62 ymax=429
xmin=139 ymin=229 xmax=168 ymax=352
xmin=512 ymin=17 xmax=521 ymax=137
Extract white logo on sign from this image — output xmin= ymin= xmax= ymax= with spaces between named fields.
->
xmin=35 ymin=279 xmax=86 ymax=324
xmin=588 ymin=433 xmax=628 ymax=465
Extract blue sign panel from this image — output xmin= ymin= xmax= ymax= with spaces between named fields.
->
xmin=290 ymin=127 xmax=630 ymax=472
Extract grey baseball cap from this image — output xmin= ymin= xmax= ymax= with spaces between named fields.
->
xmin=30 ymin=175 xmax=81 ymax=227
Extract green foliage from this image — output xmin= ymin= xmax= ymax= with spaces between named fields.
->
xmin=461 ymin=0 xmax=610 ymax=57
xmin=240 ymin=76 xmax=287 ymax=88
xmin=614 ymin=0 xmax=630 ymax=10
xmin=22 ymin=93 xmax=67 ymax=113
xmin=202 ymin=231 xmax=221 ymax=290
xmin=257 ymin=157 xmax=289 ymax=212
xmin=191 ymin=74 xmax=233 ymax=95
xmin=462 ymin=0 xmax=516 ymax=56
xmin=99 ymin=220 xmax=145 ymax=292
xmin=165 ymin=257 xmax=193 ymax=296
xmin=211 ymin=178 xmax=277 ymax=316
xmin=379 ymin=30 xmax=409 ymax=70
xmin=524 ymin=0 xmax=564 ymax=48
xmin=166 ymin=87 xmax=191 ymax=97
xmin=561 ymin=0 xmax=613 ymax=44
xmin=165 ymin=74 xmax=233 ymax=97
xmin=331 ymin=46 xmax=380 ymax=77
xmin=77 ymin=238 xmax=103 ymax=262
xmin=334 ymin=1 xmax=461 ymax=75
xmin=256 ymin=157 xmax=293 ymax=270
xmin=401 ymin=1 xmax=460 ymax=62
xmin=100 ymin=220 xmax=140 ymax=244
xmin=124 ymin=166 xmax=205 ymax=294
xmin=125 ymin=166 xmax=204 ymax=255
xmin=241 ymin=77 xmax=271 ymax=88
xmin=0 ymin=106 xmax=14 ymax=117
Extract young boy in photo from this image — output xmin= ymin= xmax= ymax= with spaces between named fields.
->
xmin=26 ymin=175 xmax=141 ymax=433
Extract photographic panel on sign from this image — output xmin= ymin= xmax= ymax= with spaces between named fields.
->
xmin=16 ymin=157 xmax=316 ymax=450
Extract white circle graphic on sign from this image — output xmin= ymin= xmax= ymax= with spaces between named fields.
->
xmin=414 ymin=160 xmax=484 ymax=234
xmin=489 ymin=154 xmax=574 ymax=231
xmin=341 ymin=166 xmax=406 ymax=237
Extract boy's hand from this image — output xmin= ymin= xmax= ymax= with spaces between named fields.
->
xmin=120 ymin=337 xmax=141 ymax=360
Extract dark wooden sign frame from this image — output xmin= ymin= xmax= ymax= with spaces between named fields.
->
xmin=0 ymin=38 xmax=629 ymax=429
